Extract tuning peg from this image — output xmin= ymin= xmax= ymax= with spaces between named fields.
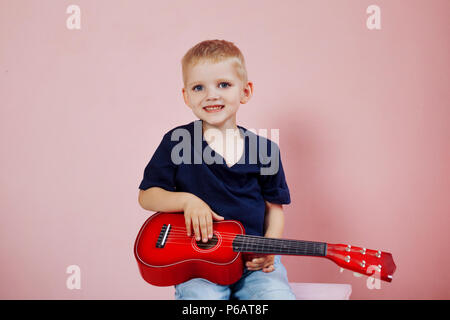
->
xmin=375 ymin=250 xmax=381 ymax=258
xmin=345 ymin=245 xmax=351 ymax=252
xmin=360 ymin=248 xmax=366 ymax=255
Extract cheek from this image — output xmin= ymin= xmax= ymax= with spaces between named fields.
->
xmin=187 ymin=94 xmax=203 ymax=106
xmin=225 ymin=90 xmax=242 ymax=104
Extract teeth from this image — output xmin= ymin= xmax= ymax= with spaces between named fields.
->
xmin=205 ymin=105 xmax=223 ymax=110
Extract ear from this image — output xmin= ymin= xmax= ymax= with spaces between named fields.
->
xmin=182 ymin=87 xmax=192 ymax=109
xmin=240 ymin=81 xmax=254 ymax=104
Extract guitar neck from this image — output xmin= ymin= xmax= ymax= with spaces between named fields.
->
xmin=232 ymin=234 xmax=327 ymax=257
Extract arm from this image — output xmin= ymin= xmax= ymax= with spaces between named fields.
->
xmin=245 ymin=201 xmax=285 ymax=272
xmin=138 ymin=187 xmax=224 ymax=242
xmin=263 ymin=201 xmax=285 ymax=239
xmin=138 ymin=187 xmax=191 ymax=212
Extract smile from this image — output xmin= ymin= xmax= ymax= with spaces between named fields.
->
xmin=203 ymin=105 xmax=224 ymax=112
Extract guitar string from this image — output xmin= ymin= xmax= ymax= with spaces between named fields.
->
xmin=168 ymin=230 xmax=385 ymax=256
xmin=161 ymin=227 xmax=382 ymax=256
xmin=168 ymin=226 xmax=332 ymax=249
xmin=164 ymin=228 xmax=329 ymax=253
xmin=169 ymin=226 xmax=384 ymax=254
xmin=165 ymin=235 xmax=329 ymax=252
xmin=166 ymin=230 xmax=318 ymax=243
xmin=166 ymin=228 xmax=309 ymax=241
xmin=164 ymin=238 xmax=382 ymax=258
xmin=163 ymin=238 xmax=322 ymax=251
xmin=168 ymin=227 xmax=344 ymax=251
xmin=165 ymin=230 xmax=321 ymax=244
xmin=164 ymin=235 xmax=326 ymax=252
xmin=165 ymin=230 xmax=323 ymax=246
xmin=166 ymin=227 xmax=324 ymax=244
xmin=160 ymin=240 xmax=323 ymax=255
xmin=168 ymin=226 xmax=311 ymax=239
xmin=163 ymin=240 xmax=322 ymax=252
xmin=158 ymin=226 xmax=385 ymax=254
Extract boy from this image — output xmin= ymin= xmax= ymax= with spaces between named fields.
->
xmin=138 ymin=39 xmax=295 ymax=300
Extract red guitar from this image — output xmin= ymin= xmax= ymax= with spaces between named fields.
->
xmin=134 ymin=212 xmax=396 ymax=286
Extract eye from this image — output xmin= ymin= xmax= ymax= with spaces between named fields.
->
xmin=192 ymin=85 xmax=203 ymax=92
xmin=219 ymin=82 xmax=231 ymax=88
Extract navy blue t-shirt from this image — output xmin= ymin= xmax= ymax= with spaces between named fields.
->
xmin=139 ymin=120 xmax=290 ymax=236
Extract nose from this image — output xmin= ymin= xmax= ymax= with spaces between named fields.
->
xmin=205 ymin=85 xmax=220 ymax=101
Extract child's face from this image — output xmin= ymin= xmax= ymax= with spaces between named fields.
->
xmin=182 ymin=58 xmax=253 ymax=129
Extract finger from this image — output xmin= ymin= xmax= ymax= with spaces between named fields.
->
xmin=263 ymin=259 xmax=274 ymax=269
xmin=247 ymin=256 xmax=263 ymax=264
xmin=200 ymin=215 xmax=208 ymax=242
xmin=245 ymin=262 xmax=259 ymax=271
xmin=211 ymin=211 xmax=224 ymax=221
xmin=247 ymin=256 xmax=270 ymax=269
xmin=263 ymin=256 xmax=274 ymax=266
xmin=247 ymin=264 xmax=263 ymax=271
xmin=252 ymin=257 xmax=265 ymax=264
xmin=246 ymin=260 xmax=262 ymax=269
xmin=263 ymin=265 xmax=275 ymax=273
xmin=192 ymin=217 xmax=201 ymax=241
xmin=185 ymin=216 xmax=191 ymax=237
xmin=206 ymin=214 xmax=213 ymax=239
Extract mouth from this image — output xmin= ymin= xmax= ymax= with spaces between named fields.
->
xmin=203 ymin=105 xmax=225 ymax=113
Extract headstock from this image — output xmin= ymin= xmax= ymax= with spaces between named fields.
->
xmin=326 ymin=243 xmax=396 ymax=282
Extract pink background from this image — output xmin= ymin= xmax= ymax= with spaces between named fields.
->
xmin=1 ymin=0 xmax=449 ymax=299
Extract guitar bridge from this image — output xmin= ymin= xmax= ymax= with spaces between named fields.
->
xmin=156 ymin=224 xmax=171 ymax=248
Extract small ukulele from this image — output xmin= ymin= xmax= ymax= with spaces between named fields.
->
xmin=134 ymin=212 xmax=396 ymax=286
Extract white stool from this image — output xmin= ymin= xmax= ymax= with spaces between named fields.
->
xmin=290 ymin=282 xmax=352 ymax=300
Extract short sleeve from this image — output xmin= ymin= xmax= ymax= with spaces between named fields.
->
xmin=258 ymin=140 xmax=291 ymax=205
xmin=139 ymin=132 xmax=177 ymax=191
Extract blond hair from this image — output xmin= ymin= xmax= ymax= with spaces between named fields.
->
xmin=181 ymin=39 xmax=248 ymax=86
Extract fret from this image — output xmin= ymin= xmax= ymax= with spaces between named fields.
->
xmin=262 ymin=235 xmax=266 ymax=253
xmin=243 ymin=235 xmax=249 ymax=252
xmin=232 ymin=235 xmax=327 ymax=257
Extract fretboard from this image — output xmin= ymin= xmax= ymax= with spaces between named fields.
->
xmin=232 ymin=235 xmax=327 ymax=257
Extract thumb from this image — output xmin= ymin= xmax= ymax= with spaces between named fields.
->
xmin=211 ymin=211 xmax=225 ymax=221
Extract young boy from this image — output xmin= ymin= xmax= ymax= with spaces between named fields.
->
xmin=138 ymin=39 xmax=295 ymax=300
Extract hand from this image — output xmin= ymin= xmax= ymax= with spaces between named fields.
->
xmin=245 ymin=254 xmax=276 ymax=273
xmin=183 ymin=194 xmax=224 ymax=243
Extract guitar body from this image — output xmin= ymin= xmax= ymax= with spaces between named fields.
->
xmin=134 ymin=212 xmax=245 ymax=286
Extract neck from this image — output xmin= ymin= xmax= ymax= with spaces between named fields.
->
xmin=202 ymin=121 xmax=243 ymax=148
xmin=201 ymin=120 xmax=238 ymax=136
xmin=232 ymin=234 xmax=327 ymax=257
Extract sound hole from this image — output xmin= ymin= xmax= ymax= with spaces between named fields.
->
xmin=195 ymin=234 xmax=219 ymax=250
